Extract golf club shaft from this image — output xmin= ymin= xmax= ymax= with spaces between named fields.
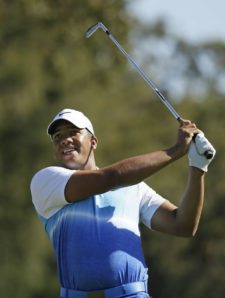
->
xmin=85 ymin=22 xmax=213 ymax=159
xmin=86 ymin=22 xmax=181 ymax=121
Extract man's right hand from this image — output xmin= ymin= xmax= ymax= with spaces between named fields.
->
xmin=175 ymin=119 xmax=200 ymax=158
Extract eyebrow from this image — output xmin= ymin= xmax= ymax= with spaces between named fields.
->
xmin=53 ymin=126 xmax=81 ymax=134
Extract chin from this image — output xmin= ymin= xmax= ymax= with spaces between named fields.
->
xmin=59 ymin=160 xmax=81 ymax=170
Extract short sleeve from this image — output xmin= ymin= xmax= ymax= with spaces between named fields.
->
xmin=30 ymin=166 xmax=75 ymax=219
xmin=139 ymin=182 xmax=166 ymax=229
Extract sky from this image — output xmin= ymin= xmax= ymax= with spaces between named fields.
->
xmin=127 ymin=0 xmax=225 ymax=43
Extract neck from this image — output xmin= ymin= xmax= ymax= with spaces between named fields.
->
xmin=83 ymin=153 xmax=97 ymax=170
xmin=82 ymin=146 xmax=97 ymax=170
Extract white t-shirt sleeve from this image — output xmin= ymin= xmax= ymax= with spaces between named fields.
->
xmin=30 ymin=166 xmax=75 ymax=219
xmin=139 ymin=182 xmax=166 ymax=229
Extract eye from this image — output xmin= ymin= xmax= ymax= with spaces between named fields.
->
xmin=70 ymin=129 xmax=81 ymax=136
xmin=70 ymin=130 xmax=76 ymax=137
xmin=52 ymin=133 xmax=61 ymax=143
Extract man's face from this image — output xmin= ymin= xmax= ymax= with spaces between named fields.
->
xmin=51 ymin=120 xmax=96 ymax=170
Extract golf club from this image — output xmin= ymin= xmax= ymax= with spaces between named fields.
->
xmin=85 ymin=22 xmax=213 ymax=159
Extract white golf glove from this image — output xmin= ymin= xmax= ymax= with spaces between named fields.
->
xmin=188 ymin=133 xmax=216 ymax=172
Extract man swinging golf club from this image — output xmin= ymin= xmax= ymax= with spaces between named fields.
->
xmin=31 ymin=107 xmax=215 ymax=298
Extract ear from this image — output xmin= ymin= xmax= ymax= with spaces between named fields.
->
xmin=91 ymin=136 xmax=98 ymax=149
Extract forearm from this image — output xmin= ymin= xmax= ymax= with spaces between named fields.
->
xmin=106 ymin=145 xmax=183 ymax=187
xmin=175 ymin=167 xmax=205 ymax=236
xmin=65 ymin=145 xmax=183 ymax=202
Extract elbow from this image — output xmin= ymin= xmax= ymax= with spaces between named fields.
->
xmin=174 ymin=210 xmax=201 ymax=238
xmin=181 ymin=231 xmax=196 ymax=238
xmin=173 ymin=215 xmax=200 ymax=237
xmin=189 ymin=225 xmax=199 ymax=237
xmin=178 ymin=225 xmax=199 ymax=238
xmin=190 ymin=226 xmax=199 ymax=237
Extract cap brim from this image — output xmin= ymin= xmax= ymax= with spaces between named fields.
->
xmin=47 ymin=119 xmax=84 ymax=135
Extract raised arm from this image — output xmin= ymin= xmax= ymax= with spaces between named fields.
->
xmin=149 ymin=129 xmax=215 ymax=237
xmin=65 ymin=147 xmax=180 ymax=202
xmin=151 ymin=168 xmax=205 ymax=237
xmin=65 ymin=120 xmax=200 ymax=203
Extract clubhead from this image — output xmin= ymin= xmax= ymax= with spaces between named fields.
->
xmin=85 ymin=23 xmax=101 ymax=38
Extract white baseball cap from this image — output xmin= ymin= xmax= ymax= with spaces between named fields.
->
xmin=47 ymin=109 xmax=95 ymax=135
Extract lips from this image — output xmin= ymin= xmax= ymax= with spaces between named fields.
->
xmin=62 ymin=145 xmax=81 ymax=155
xmin=59 ymin=141 xmax=81 ymax=157
xmin=63 ymin=148 xmax=75 ymax=155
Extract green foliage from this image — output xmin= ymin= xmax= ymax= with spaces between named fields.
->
xmin=0 ymin=1 xmax=225 ymax=297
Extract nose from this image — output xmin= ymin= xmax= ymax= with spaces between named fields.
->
xmin=59 ymin=133 xmax=73 ymax=145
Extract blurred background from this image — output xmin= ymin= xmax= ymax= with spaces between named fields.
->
xmin=0 ymin=1 xmax=225 ymax=297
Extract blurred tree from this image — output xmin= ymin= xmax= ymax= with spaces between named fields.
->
xmin=0 ymin=1 xmax=225 ymax=298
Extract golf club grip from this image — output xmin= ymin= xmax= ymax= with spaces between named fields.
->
xmin=204 ymin=150 xmax=214 ymax=159
xmin=193 ymin=134 xmax=213 ymax=159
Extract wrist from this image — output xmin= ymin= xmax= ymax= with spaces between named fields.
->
xmin=166 ymin=144 xmax=186 ymax=161
xmin=189 ymin=166 xmax=206 ymax=176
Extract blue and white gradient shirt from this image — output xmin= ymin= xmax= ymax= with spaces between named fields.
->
xmin=30 ymin=166 xmax=166 ymax=291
